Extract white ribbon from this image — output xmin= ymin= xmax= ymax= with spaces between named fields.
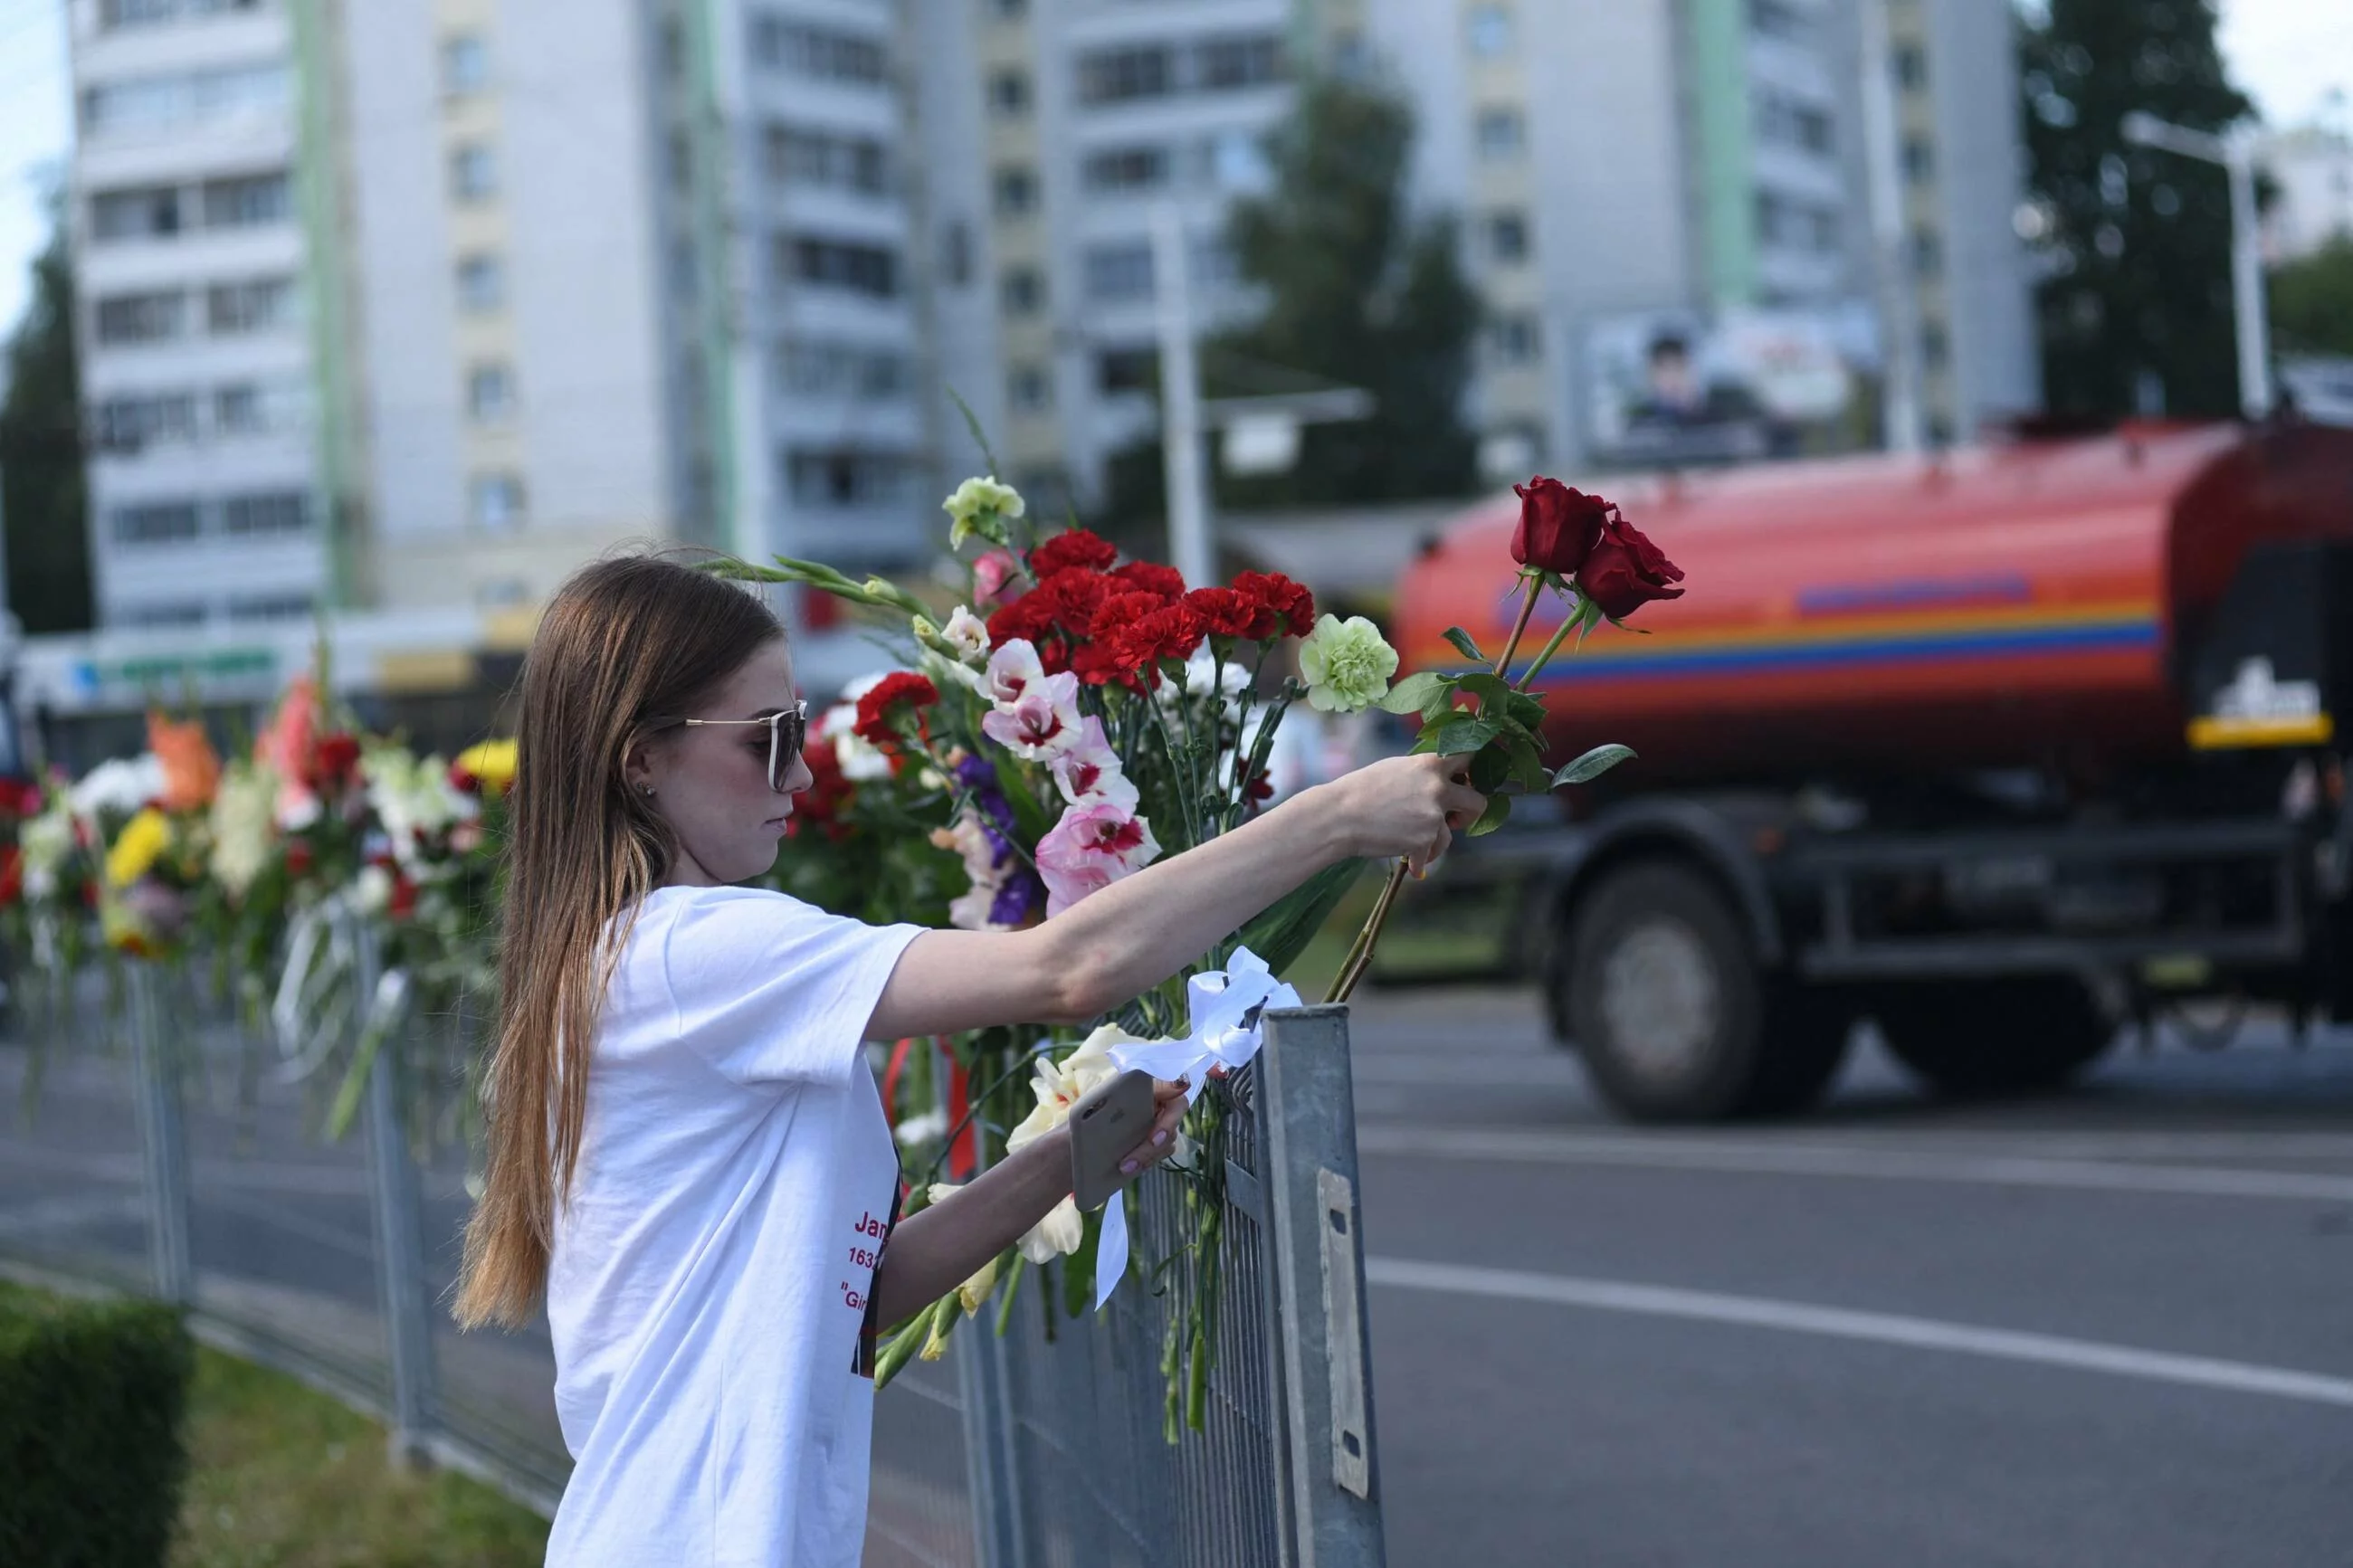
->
xmin=1088 ymin=946 xmax=1301 ymax=1311
xmin=272 ymin=896 xmax=358 ymax=1083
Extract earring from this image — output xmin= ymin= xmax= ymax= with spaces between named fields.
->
xmin=640 ymin=784 xmax=655 ymax=797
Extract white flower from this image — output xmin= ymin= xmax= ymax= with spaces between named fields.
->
xmin=1298 ymin=613 xmax=1400 ymax=714
xmin=942 ymin=605 xmax=992 ymax=663
xmin=892 ymin=1109 xmax=949 ymax=1146
xmin=943 ymin=476 xmax=1025 ymax=548
xmin=819 ymin=703 xmax=895 ymax=782
xmin=1005 ymin=1025 xmax=1137 ymax=1153
xmin=985 ymin=639 xmax=1047 ymax=708
xmin=20 ymin=801 xmax=75 ymax=902
xmin=353 ymin=863 xmax=394 ymax=916
xmin=980 ymin=670 xmax=1084 ymax=761
xmin=1047 ymin=717 xmax=1139 ymax=813
xmin=207 ymin=763 xmax=280 ymax=899
xmin=1184 ymin=650 xmax=1252 ymax=701
xmin=362 ymin=747 xmax=477 ymax=876
xmin=1018 ymin=1196 xmax=1084 ymax=1264
xmin=69 ymin=755 xmax=166 ymax=822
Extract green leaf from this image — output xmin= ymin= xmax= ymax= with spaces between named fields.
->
xmin=989 ymin=752 xmax=1055 ymax=844
xmin=1442 ymin=626 xmax=1487 ymax=665
xmin=1551 ymin=743 xmax=1636 ymax=787
xmin=1434 ymin=716 xmax=1502 ymax=756
xmin=1238 ymin=859 xmax=1366 ymax=978
xmin=1455 ymin=672 xmax=1514 ymax=711
xmin=1505 ymin=691 xmax=1548 ymax=730
xmin=1504 ymin=731 xmax=1549 ymax=794
xmin=1467 ymin=794 xmax=1512 ymax=837
xmin=1377 ymin=671 xmax=1449 ymax=716
xmin=1468 ymin=745 xmax=1512 ymax=794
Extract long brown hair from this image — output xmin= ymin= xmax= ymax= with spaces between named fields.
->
xmin=453 ymin=553 xmax=783 ymax=1329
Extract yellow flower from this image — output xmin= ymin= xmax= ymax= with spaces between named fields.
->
xmin=454 ymin=738 xmax=519 ymax=794
xmin=957 ymin=1255 xmax=999 ymax=1316
xmin=106 ymin=808 xmax=171 ymax=889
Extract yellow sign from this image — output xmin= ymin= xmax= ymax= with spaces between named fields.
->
xmin=2186 ymin=712 xmax=2334 ymax=750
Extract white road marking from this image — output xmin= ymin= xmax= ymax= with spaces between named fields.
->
xmin=1354 ymin=1125 xmax=2353 ymax=1202
xmin=1367 ymin=1256 xmax=2353 ymax=1410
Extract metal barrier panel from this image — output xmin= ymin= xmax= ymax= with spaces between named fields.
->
xmin=0 ymin=970 xmax=152 ymax=1293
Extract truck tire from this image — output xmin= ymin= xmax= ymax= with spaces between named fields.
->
xmin=1558 ymin=861 xmax=1847 ymax=1121
xmin=1873 ymin=978 xmax=2114 ymax=1098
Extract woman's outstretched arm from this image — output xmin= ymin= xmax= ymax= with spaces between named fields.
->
xmin=862 ymin=753 xmax=1482 ymax=1042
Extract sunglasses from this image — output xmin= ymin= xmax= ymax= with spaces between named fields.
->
xmin=646 ymin=701 xmax=809 ymax=794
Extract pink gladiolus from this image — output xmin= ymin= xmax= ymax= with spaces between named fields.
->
xmin=973 ymin=548 xmax=1025 ymax=610
xmin=1048 ymin=717 xmax=1139 ymax=813
xmin=981 ymin=670 xmax=1083 ymax=760
xmin=1036 ymin=802 xmax=1160 ymax=917
xmin=985 ymin=639 xmax=1047 ymax=708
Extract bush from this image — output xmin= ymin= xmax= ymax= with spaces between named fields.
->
xmin=0 ymin=1280 xmax=194 ymax=1568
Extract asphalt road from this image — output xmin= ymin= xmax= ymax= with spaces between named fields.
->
xmin=5 ymin=987 xmax=2352 ymax=1566
xmin=1348 ymin=987 xmax=2353 ymax=1568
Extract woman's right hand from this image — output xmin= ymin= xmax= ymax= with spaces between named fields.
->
xmin=1314 ymin=755 xmax=1490 ymax=877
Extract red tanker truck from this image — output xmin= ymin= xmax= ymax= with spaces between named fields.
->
xmin=1391 ymin=418 xmax=2353 ymax=1120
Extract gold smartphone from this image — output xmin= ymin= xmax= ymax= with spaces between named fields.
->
xmin=1068 ymin=1069 xmax=1157 ymax=1212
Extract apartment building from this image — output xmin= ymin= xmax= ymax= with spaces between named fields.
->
xmin=68 ymin=0 xmax=331 ymax=634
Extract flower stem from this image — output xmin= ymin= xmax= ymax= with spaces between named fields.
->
xmin=1513 ymin=594 xmax=1580 ymax=693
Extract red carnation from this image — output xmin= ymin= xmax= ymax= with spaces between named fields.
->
xmin=1110 ymin=560 xmax=1186 ymax=601
xmin=314 ymin=733 xmax=363 ymax=791
xmin=1089 ymin=591 xmax=1171 ymax=643
xmin=1510 ymin=478 xmax=1612 ymax=575
xmin=1580 ymin=513 xmax=1686 ymax=621
xmin=853 ymin=672 xmax=940 ymax=747
xmin=1119 ymin=601 xmax=1205 ymax=667
xmin=0 ymin=845 xmax=21 ymax=907
xmin=791 ymin=736 xmax=857 ymax=841
xmin=388 ymin=875 xmax=418 ymax=921
xmin=286 ymin=840 xmax=314 ymax=877
xmin=1186 ymin=587 xmax=1259 ymax=639
xmin=1028 ymin=528 xmax=1119 ymax=578
xmin=1232 ymin=571 xmax=1317 ymax=640
xmin=447 ymin=760 xmax=481 ymax=794
xmin=1070 ymin=639 xmax=1145 ymax=690
xmin=1034 ymin=567 xmax=1113 ymax=639
xmin=0 ymin=778 xmax=43 ymax=818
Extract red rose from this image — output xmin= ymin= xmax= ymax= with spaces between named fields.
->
xmin=1110 ymin=560 xmax=1186 ymax=601
xmin=1580 ymin=513 xmax=1686 ymax=620
xmin=1511 ymin=478 xmax=1612 ymax=575
xmin=1028 ymin=528 xmax=1119 ymax=578
xmin=1186 ymin=587 xmax=1259 ymax=639
xmin=853 ymin=672 xmax=940 ymax=747
xmin=314 ymin=733 xmax=363 ymax=790
xmin=1232 ymin=571 xmax=1317 ymax=640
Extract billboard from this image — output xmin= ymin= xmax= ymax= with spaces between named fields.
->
xmin=1581 ymin=301 xmax=1883 ymax=468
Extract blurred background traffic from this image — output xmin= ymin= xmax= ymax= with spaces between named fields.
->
xmin=2 ymin=1 xmax=2351 ymax=1564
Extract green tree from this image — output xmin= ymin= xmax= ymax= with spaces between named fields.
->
xmin=1099 ymin=77 xmax=1481 ymax=533
xmin=2021 ymin=0 xmax=2254 ymax=419
xmin=0 ymin=192 xmax=93 ymax=634
xmin=2270 ymin=236 xmax=2353 ymax=359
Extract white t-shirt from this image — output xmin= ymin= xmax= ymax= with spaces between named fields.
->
xmin=544 ymin=884 xmax=925 ymax=1568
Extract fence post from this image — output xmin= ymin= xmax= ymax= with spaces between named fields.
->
xmin=127 ymin=964 xmax=193 ymax=1306
xmin=948 ymin=1041 xmax=1030 ymax=1568
xmin=1258 ymin=1004 xmax=1384 ymax=1568
xmin=354 ymin=924 xmax=439 ymax=1468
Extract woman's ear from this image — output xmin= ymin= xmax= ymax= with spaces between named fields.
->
xmin=622 ymin=736 xmax=657 ymax=797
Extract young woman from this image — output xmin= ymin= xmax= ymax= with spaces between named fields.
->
xmin=452 ymin=554 xmax=1484 ymax=1567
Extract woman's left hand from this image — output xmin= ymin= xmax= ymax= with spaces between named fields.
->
xmin=1113 ymin=1079 xmax=1191 ymax=1180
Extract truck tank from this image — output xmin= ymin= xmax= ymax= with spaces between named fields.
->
xmin=1393 ymin=423 xmax=2353 ymax=785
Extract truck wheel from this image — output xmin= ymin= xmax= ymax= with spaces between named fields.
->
xmin=1874 ymin=979 xmax=2114 ymax=1098
xmin=1559 ymin=862 xmax=1840 ymax=1121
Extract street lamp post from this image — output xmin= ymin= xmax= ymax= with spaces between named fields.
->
xmin=2120 ymin=111 xmax=2273 ymax=422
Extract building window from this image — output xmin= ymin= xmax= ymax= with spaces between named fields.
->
xmin=1757 ymin=89 xmax=1834 ymax=155
xmin=201 ymin=172 xmax=290 ymax=228
xmin=468 ymin=365 xmax=516 ymax=423
xmin=472 ymin=473 xmax=527 ymax=528
xmin=101 ymin=0 xmax=261 ymax=26
xmin=1475 ymin=107 xmax=1525 ymax=160
xmin=1758 ymin=191 xmax=1841 ymax=252
xmin=96 ymin=290 xmax=186 ymax=345
xmin=1488 ymin=314 xmax=1540 ymax=366
xmin=1894 ymin=43 xmax=1928 ymax=90
xmin=222 ymin=490 xmax=310 ymax=536
xmin=993 ymin=165 xmax=1039 ymax=216
xmin=751 ymin=17 xmax=889 ymax=85
xmin=83 ymin=63 xmax=287 ymax=141
xmin=1921 ymin=321 xmax=1950 ymax=370
xmin=987 ymin=68 xmax=1031 ymax=119
xmin=1097 ymin=346 xmax=1156 ymax=394
xmin=986 ymin=0 xmax=1026 ymax=17
xmin=1487 ymin=211 xmax=1529 ymax=264
xmin=455 ymin=254 xmax=505 ymax=314
xmin=207 ymin=277 xmax=296 ymax=334
xmin=228 ymin=593 xmax=316 ymax=622
xmin=95 ymin=392 xmax=198 ymax=451
xmin=1749 ymin=0 xmax=1808 ymax=40
xmin=1082 ymin=145 xmax=1169 ymax=195
xmin=451 ymin=143 xmax=499 ymax=203
xmin=1079 ymin=45 xmax=1173 ymax=105
xmin=91 ymin=185 xmax=183 ymax=242
xmin=442 ymin=33 xmax=490 ymax=96
xmin=1008 ymin=363 xmax=1053 ymax=413
xmin=765 ymin=125 xmax=891 ymax=194
xmin=110 ymin=500 xmax=201 ymax=545
xmin=1912 ymin=225 xmax=1944 ymax=277
xmin=785 ymin=448 xmax=918 ymax=508
xmin=776 ymin=338 xmax=910 ymax=398
xmin=781 ymin=235 xmax=900 ymax=298
xmin=940 ymin=221 xmax=973 ymax=287
xmin=1001 ymin=266 xmax=1045 ymax=316
xmin=214 ymin=381 xmax=304 ymax=437
xmin=118 ymin=600 xmax=209 ymax=630
xmin=1204 ymin=129 xmax=1272 ymax=193
xmin=1196 ymin=35 xmax=1283 ymax=90
xmin=1466 ymin=5 xmax=1512 ymax=58
xmin=1083 ymin=242 xmax=1154 ymax=302
xmin=1903 ymin=136 xmax=1935 ymax=183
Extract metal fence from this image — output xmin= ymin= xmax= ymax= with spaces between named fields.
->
xmin=0 ymin=960 xmax=1385 ymax=1567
